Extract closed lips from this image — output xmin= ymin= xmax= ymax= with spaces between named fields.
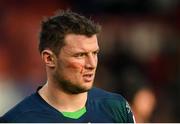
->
xmin=83 ymin=74 xmax=93 ymax=77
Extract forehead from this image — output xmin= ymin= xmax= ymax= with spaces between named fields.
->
xmin=63 ymin=34 xmax=99 ymax=51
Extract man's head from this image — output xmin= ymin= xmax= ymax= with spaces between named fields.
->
xmin=39 ymin=10 xmax=101 ymax=94
xmin=39 ymin=10 xmax=101 ymax=56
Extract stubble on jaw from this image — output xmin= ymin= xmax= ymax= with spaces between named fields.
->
xmin=52 ymin=62 xmax=93 ymax=94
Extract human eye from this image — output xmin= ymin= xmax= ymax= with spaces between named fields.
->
xmin=93 ymin=50 xmax=99 ymax=55
xmin=74 ymin=53 xmax=86 ymax=58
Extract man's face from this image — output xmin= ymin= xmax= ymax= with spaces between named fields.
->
xmin=53 ymin=34 xmax=99 ymax=94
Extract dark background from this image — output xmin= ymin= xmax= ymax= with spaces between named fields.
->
xmin=0 ymin=0 xmax=180 ymax=122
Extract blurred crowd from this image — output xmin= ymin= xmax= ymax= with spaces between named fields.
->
xmin=0 ymin=0 xmax=180 ymax=122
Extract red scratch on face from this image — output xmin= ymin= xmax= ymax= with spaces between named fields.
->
xmin=67 ymin=62 xmax=84 ymax=74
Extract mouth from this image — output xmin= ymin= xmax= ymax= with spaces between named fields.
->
xmin=83 ymin=73 xmax=94 ymax=82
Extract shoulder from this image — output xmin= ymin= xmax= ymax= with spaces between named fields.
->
xmin=88 ymin=87 xmax=129 ymax=114
xmin=1 ymin=93 xmax=42 ymax=122
xmin=89 ymin=87 xmax=126 ymax=102
xmin=88 ymin=87 xmax=135 ymax=123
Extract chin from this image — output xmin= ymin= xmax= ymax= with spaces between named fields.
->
xmin=83 ymin=84 xmax=93 ymax=91
xmin=83 ymin=81 xmax=94 ymax=87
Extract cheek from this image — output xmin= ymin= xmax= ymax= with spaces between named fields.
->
xmin=66 ymin=62 xmax=84 ymax=74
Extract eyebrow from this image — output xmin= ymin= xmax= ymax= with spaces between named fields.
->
xmin=95 ymin=48 xmax=100 ymax=52
xmin=74 ymin=47 xmax=100 ymax=53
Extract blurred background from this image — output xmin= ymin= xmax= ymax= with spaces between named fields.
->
xmin=0 ymin=0 xmax=180 ymax=122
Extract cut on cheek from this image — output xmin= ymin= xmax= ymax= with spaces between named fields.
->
xmin=66 ymin=62 xmax=84 ymax=74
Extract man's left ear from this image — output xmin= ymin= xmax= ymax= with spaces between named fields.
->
xmin=41 ymin=50 xmax=57 ymax=68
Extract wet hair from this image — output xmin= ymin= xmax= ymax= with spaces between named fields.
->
xmin=39 ymin=10 xmax=101 ymax=55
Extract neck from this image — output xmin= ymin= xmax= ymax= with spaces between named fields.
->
xmin=39 ymin=81 xmax=88 ymax=112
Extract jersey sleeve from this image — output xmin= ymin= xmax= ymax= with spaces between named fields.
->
xmin=124 ymin=100 xmax=136 ymax=123
xmin=114 ymin=98 xmax=135 ymax=123
xmin=102 ymin=96 xmax=135 ymax=123
xmin=0 ymin=117 xmax=3 ymax=123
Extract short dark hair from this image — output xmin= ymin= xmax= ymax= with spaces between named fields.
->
xmin=39 ymin=10 xmax=101 ymax=55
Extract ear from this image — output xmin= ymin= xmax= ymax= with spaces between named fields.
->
xmin=41 ymin=50 xmax=57 ymax=68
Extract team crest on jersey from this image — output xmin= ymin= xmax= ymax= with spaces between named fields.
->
xmin=125 ymin=101 xmax=131 ymax=113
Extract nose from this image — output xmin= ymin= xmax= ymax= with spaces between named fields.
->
xmin=85 ymin=53 xmax=97 ymax=69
